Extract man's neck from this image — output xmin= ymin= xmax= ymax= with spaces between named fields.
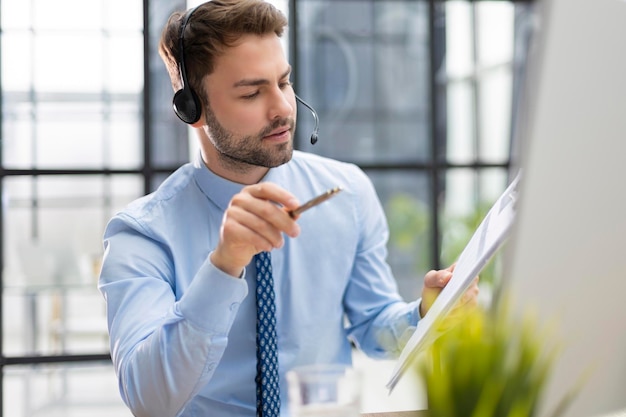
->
xmin=200 ymin=145 xmax=270 ymax=185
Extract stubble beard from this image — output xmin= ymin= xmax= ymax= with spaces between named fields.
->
xmin=204 ymin=104 xmax=295 ymax=174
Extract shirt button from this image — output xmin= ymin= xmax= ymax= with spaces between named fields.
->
xmin=207 ymin=362 xmax=216 ymax=372
xmin=230 ymin=302 xmax=240 ymax=311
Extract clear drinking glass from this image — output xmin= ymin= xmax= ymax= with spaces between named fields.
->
xmin=287 ymin=364 xmax=361 ymax=417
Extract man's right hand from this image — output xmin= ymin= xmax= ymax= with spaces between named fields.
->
xmin=210 ymin=183 xmax=301 ymax=277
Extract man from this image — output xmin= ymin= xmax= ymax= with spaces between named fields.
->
xmin=98 ymin=1 xmax=478 ymax=416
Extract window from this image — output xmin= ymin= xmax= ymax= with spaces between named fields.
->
xmin=1 ymin=0 xmax=153 ymax=415
xmin=293 ymin=0 xmax=535 ymax=300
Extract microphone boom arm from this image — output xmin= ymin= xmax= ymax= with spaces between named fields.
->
xmin=295 ymin=94 xmax=320 ymax=145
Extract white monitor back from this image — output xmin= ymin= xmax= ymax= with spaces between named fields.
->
xmin=502 ymin=0 xmax=626 ymax=416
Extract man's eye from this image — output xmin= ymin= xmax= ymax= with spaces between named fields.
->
xmin=280 ymin=81 xmax=293 ymax=89
xmin=242 ymin=91 xmax=259 ymax=100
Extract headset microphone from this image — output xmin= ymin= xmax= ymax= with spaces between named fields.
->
xmin=295 ymin=95 xmax=320 ymax=145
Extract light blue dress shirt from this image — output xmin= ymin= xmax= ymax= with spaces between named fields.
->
xmin=98 ymin=150 xmax=421 ymax=417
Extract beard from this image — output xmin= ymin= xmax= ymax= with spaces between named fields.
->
xmin=204 ymin=103 xmax=295 ymax=171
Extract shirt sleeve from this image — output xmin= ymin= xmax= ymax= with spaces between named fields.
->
xmin=341 ymin=167 xmax=422 ymax=358
xmin=98 ymin=215 xmax=248 ymax=417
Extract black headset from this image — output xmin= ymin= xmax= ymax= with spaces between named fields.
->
xmin=172 ymin=2 xmax=320 ymax=144
xmin=172 ymin=4 xmax=203 ymax=125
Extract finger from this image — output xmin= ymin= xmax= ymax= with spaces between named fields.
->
xmin=225 ymin=204 xmax=286 ymax=249
xmin=246 ymin=182 xmax=301 ymax=211
xmin=458 ymin=289 xmax=479 ymax=309
xmin=235 ymin=184 xmax=301 ymax=238
xmin=455 ymin=280 xmax=480 ymax=308
xmin=423 ymin=268 xmax=453 ymax=289
xmin=420 ymin=269 xmax=449 ymax=317
xmin=213 ymin=205 xmax=285 ymax=275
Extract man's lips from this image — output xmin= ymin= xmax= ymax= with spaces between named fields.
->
xmin=263 ymin=127 xmax=290 ymax=140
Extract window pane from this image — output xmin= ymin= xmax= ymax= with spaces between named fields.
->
xmin=296 ymin=0 xmax=431 ymax=164
xmin=368 ymin=170 xmax=432 ymax=300
xmin=106 ymin=0 xmax=144 ymax=31
xmin=34 ymin=34 xmax=104 ymax=93
xmin=440 ymin=168 xmax=510 ymax=290
xmin=148 ymin=0 xmax=190 ymax=168
xmin=476 ymin=2 xmax=515 ymax=67
xmin=0 ymin=0 xmax=30 ymax=29
xmin=476 ymin=2 xmax=514 ymax=163
xmin=32 ymin=0 xmax=104 ymax=30
xmin=4 ymin=363 xmax=132 ymax=417
xmin=445 ymin=1 xmax=474 ymax=78
xmin=478 ymin=68 xmax=513 ymax=162
xmin=1 ymin=32 xmax=33 ymax=90
xmin=446 ymin=81 xmax=476 ymax=164
xmin=106 ymin=34 xmax=144 ymax=94
xmin=0 ymin=0 xmax=144 ymax=170
xmin=3 ymin=286 xmax=109 ymax=356
xmin=444 ymin=1 xmax=515 ymax=165
xmin=3 ymin=175 xmax=143 ymax=356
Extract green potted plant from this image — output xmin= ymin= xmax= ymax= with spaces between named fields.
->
xmin=414 ymin=299 xmax=583 ymax=417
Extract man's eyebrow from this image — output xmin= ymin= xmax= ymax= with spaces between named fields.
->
xmin=233 ymin=67 xmax=292 ymax=88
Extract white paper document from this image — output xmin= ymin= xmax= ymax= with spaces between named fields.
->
xmin=386 ymin=172 xmax=521 ymax=392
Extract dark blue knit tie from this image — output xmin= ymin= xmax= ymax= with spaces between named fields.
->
xmin=255 ymin=251 xmax=280 ymax=417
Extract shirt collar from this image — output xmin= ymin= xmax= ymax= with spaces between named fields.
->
xmin=192 ymin=151 xmax=295 ymax=210
xmin=192 ymin=152 xmax=246 ymax=211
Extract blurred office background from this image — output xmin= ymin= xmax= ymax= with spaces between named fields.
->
xmin=0 ymin=0 xmax=535 ymax=415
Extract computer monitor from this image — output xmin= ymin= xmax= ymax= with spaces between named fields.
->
xmin=502 ymin=0 xmax=626 ymax=416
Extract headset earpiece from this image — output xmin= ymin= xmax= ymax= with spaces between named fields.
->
xmin=173 ymin=81 xmax=202 ymax=124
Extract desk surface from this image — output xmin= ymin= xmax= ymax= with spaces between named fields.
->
xmin=362 ymin=411 xmax=427 ymax=417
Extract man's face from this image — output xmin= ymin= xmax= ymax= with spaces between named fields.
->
xmin=202 ymin=33 xmax=296 ymax=169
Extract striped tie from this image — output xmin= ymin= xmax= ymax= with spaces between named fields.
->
xmin=255 ymin=251 xmax=280 ymax=417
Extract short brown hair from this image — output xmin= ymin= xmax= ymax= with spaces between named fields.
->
xmin=159 ymin=0 xmax=288 ymax=107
